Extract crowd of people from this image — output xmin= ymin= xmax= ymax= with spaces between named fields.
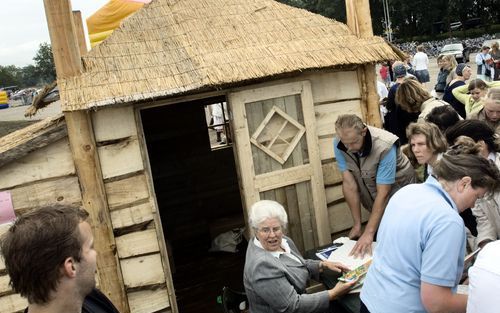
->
xmin=240 ymin=44 xmax=500 ymax=312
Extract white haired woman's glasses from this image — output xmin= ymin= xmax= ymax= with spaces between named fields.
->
xmin=257 ymin=226 xmax=282 ymax=236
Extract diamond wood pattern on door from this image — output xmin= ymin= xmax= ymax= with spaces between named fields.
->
xmin=250 ymin=106 xmax=306 ymax=164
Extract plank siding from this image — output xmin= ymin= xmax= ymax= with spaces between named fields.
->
xmin=0 ymin=139 xmax=75 ymax=190
xmin=306 ymin=71 xmax=361 ymax=103
xmin=110 ymin=202 xmax=154 ymax=230
xmin=93 ymin=106 xmax=137 ymax=142
xmin=127 ymin=288 xmax=170 ymax=313
xmin=105 ymin=174 xmax=150 ymax=210
xmin=98 ymin=137 xmax=144 ymax=180
xmin=121 ymin=254 xmax=166 ymax=289
xmin=6 ymin=176 xmax=82 ymax=214
xmin=0 ymin=293 xmax=27 ymax=313
xmin=115 ymin=229 xmax=160 ymax=259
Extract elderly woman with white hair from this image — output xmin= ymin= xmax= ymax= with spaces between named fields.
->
xmin=243 ymin=200 xmax=356 ymax=313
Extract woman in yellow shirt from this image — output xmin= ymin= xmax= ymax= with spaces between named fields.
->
xmin=452 ymin=79 xmax=500 ymax=117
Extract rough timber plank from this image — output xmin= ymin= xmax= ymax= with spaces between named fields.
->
xmin=319 ymin=137 xmax=335 ymax=161
xmin=0 ymin=274 xmax=12 ymax=296
xmin=322 ymin=162 xmax=343 ymax=186
xmin=305 ymin=71 xmax=361 ymax=104
xmin=7 ymin=176 xmax=81 ymax=214
xmin=0 ymin=293 xmax=27 ymax=313
xmin=121 ymin=254 xmax=166 ymax=289
xmin=128 ymin=287 xmax=170 ymax=313
xmin=325 ymin=185 xmax=344 ymax=205
xmin=92 ymin=106 xmax=137 ymax=142
xmin=110 ymin=202 xmax=154 ymax=230
xmin=98 ymin=137 xmax=144 ymax=180
xmin=0 ymin=139 xmax=75 ymax=190
xmin=328 ymin=202 xmax=370 ymax=233
xmin=0 ymin=114 xmax=67 ymax=168
xmin=105 ymin=174 xmax=150 ymax=210
xmin=315 ymin=100 xmax=362 ymax=137
xmin=115 ymin=229 xmax=160 ymax=259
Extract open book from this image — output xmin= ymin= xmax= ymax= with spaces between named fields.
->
xmin=327 ymin=237 xmax=377 ymax=293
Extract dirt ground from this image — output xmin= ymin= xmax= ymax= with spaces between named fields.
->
xmin=0 ymin=100 xmax=62 ymax=137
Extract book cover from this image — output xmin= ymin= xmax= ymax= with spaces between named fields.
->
xmin=315 ymin=243 xmax=343 ymax=260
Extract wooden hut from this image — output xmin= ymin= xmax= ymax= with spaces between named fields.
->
xmin=0 ymin=0 xmax=402 ymax=312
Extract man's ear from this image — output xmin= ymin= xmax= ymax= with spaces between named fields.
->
xmin=62 ymin=257 xmax=77 ymax=278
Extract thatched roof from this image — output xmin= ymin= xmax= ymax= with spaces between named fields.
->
xmin=61 ymin=0 xmax=401 ymax=111
xmin=0 ymin=114 xmax=66 ymax=168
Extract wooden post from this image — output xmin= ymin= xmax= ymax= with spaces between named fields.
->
xmin=345 ymin=0 xmax=382 ymax=127
xmin=43 ymin=1 xmax=130 ymax=312
xmin=72 ymin=11 xmax=88 ymax=56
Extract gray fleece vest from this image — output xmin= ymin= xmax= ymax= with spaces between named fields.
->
xmin=337 ymin=126 xmax=416 ymax=210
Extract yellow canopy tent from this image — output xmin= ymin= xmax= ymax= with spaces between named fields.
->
xmin=87 ymin=0 xmax=151 ymax=47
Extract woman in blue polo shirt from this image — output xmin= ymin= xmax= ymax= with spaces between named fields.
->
xmin=360 ymin=150 xmax=500 ymax=313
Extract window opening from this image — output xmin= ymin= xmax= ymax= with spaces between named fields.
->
xmin=206 ymin=101 xmax=232 ymax=150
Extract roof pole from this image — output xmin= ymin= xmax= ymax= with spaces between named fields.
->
xmin=345 ymin=0 xmax=382 ymax=127
xmin=43 ymin=1 xmax=129 ymax=311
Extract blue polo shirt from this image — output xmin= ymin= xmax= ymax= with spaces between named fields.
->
xmin=360 ymin=176 xmax=466 ymax=313
xmin=333 ymin=138 xmax=397 ymax=185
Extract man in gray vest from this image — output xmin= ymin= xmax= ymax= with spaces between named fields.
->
xmin=333 ymin=114 xmax=416 ymax=257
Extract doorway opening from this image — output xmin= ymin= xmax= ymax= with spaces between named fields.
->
xmin=140 ymin=96 xmax=247 ymax=313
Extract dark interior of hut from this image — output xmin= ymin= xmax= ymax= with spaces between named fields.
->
xmin=141 ymin=96 xmax=247 ymax=313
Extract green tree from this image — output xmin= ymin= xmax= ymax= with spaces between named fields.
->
xmin=0 ymin=65 xmax=21 ymax=87
xmin=33 ymin=42 xmax=56 ymax=84
xmin=20 ymin=65 xmax=39 ymax=87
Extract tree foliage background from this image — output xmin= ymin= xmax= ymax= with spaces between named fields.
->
xmin=0 ymin=43 xmax=56 ymax=88
xmin=277 ymin=0 xmax=500 ymax=39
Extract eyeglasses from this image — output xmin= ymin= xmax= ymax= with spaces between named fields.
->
xmin=257 ymin=226 xmax=282 ymax=235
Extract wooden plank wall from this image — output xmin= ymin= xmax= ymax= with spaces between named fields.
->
xmin=304 ymin=71 xmax=371 ymax=234
xmin=0 ymin=137 xmax=80 ymax=312
xmin=92 ymin=105 xmax=173 ymax=313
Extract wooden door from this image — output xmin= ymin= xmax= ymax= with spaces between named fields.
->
xmin=229 ymin=81 xmax=330 ymax=252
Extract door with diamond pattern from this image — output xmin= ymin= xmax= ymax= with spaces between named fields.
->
xmin=229 ymin=81 xmax=330 ymax=252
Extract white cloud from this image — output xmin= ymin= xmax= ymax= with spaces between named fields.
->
xmin=0 ymin=0 xmax=107 ymax=67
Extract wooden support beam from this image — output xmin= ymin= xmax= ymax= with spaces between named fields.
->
xmin=72 ymin=10 xmax=88 ymax=56
xmin=345 ymin=0 xmax=382 ymax=127
xmin=43 ymin=1 xmax=129 ymax=312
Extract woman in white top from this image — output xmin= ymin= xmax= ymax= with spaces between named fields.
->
xmin=467 ymin=240 xmax=500 ymax=313
xmin=412 ymin=45 xmax=430 ymax=87
xmin=476 ymin=45 xmax=493 ymax=82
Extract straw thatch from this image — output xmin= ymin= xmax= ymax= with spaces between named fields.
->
xmin=0 ymin=114 xmax=66 ymax=167
xmin=61 ymin=0 xmax=402 ymax=111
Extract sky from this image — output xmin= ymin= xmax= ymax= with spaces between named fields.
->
xmin=0 ymin=0 xmax=109 ymax=67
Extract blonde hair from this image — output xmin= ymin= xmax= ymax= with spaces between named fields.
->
xmin=407 ymin=122 xmax=448 ymax=154
xmin=395 ymin=78 xmax=431 ymax=112
xmin=485 ymin=87 xmax=500 ymax=106
xmin=449 ymin=136 xmax=482 ymax=155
